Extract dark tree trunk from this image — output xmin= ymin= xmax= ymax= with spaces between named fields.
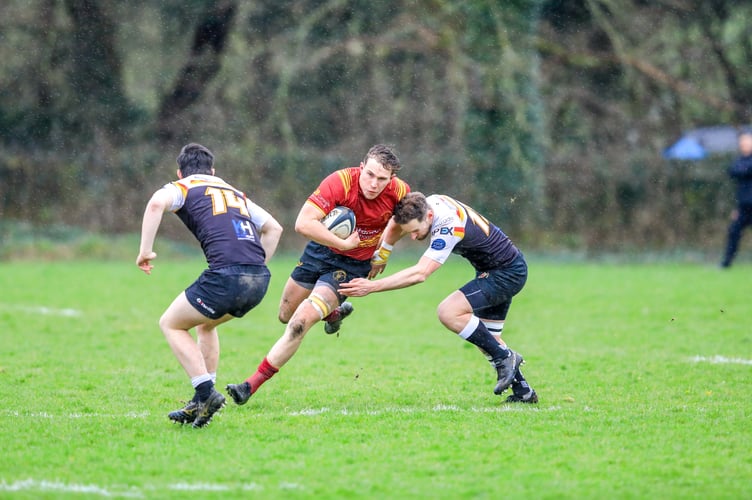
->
xmin=156 ymin=0 xmax=237 ymax=143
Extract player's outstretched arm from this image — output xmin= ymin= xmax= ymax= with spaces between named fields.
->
xmin=341 ymin=256 xmax=442 ymax=297
xmin=136 ymin=189 xmax=172 ymax=275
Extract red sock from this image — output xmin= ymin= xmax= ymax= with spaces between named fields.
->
xmin=324 ymin=306 xmax=340 ymax=322
xmin=245 ymin=357 xmax=279 ymax=393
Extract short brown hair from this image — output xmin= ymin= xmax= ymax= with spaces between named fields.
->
xmin=363 ymin=144 xmax=401 ymax=174
xmin=393 ymin=192 xmax=428 ymax=224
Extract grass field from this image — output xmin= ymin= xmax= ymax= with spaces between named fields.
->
xmin=0 ymin=255 xmax=750 ymax=498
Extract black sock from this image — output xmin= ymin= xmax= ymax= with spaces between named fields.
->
xmin=513 ymin=368 xmax=531 ymax=395
xmin=195 ymin=380 xmax=214 ymax=401
xmin=464 ymin=323 xmax=510 ymax=362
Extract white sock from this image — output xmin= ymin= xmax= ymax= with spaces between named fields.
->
xmin=191 ymin=373 xmax=212 ymax=389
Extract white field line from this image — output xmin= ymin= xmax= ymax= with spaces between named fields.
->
xmin=689 ymin=355 xmax=752 ymax=366
xmin=2 ymin=404 xmax=551 ymax=421
xmin=0 ymin=479 xmax=142 ymax=498
xmin=0 ymin=304 xmax=82 ymax=317
xmin=1 ymin=410 xmax=150 ymax=419
xmin=0 ymin=479 xmax=300 ymax=498
xmin=287 ymin=404 xmax=555 ymax=416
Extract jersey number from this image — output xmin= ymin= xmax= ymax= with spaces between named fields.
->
xmin=204 ymin=187 xmax=249 ymax=217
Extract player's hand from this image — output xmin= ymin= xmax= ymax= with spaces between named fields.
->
xmin=368 ymin=245 xmax=392 ymax=278
xmin=338 ymin=231 xmax=361 ymax=251
xmin=368 ymin=262 xmax=386 ymax=279
xmin=136 ymin=251 xmax=157 ymax=275
xmin=339 ymin=278 xmax=374 ymax=297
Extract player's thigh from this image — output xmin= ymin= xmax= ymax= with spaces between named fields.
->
xmin=279 ymin=277 xmax=313 ymax=322
xmin=160 ymin=291 xmax=217 ymax=331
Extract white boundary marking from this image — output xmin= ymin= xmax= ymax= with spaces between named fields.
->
xmin=0 ymin=479 xmax=300 ymax=497
xmin=287 ymin=404 xmax=552 ymax=416
xmin=1 ymin=403 xmax=551 ymax=421
xmin=0 ymin=304 xmax=82 ymax=317
xmin=689 ymin=355 xmax=752 ymax=366
xmin=0 ymin=479 xmax=142 ymax=498
xmin=1 ymin=410 xmax=150 ymax=419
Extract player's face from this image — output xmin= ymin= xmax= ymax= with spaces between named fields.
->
xmin=400 ymin=216 xmax=432 ymax=241
xmin=359 ymin=158 xmax=394 ymax=200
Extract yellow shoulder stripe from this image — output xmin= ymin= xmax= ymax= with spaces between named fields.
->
xmin=394 ymin=178 xmax=408 ymax=199
xmin=337 ymin=170 xmax=352 ymax=197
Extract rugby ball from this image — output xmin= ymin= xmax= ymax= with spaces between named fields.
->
xmin=322 ymin=206 xmax=356 ymax=239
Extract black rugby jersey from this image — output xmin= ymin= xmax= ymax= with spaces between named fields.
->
xmin=164 ymin=174 xmax=271 ymax=269
xmin=423 ymin=194 xmax=519 ymax=271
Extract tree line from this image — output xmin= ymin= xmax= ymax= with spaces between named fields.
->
xmin=0 ymin=0 xmax=748 ymax=253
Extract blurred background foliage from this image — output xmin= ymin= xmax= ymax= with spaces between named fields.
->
xmin=0 ymin=0 xmax=750 ymax=255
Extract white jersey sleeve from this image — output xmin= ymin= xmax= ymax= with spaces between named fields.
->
xmin=245 ymin=197 xmax=273 ymax=231
xmin=422 ymin=195 xmax=467 ymax=264
xmin=163 ymin=182 xmax=186 ymax=212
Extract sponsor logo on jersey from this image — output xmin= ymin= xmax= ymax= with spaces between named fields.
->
xmin=431 ymin=239 xmax=447 ymax=250
xmin=233 ymin=219 xmax=257 ymax=241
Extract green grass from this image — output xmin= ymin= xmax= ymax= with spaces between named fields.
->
xmin=0 ymin=256 xmax=750 ymax=499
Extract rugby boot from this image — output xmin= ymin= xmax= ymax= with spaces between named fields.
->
xmin=493 ymin=350 xmax=523 ymax=395
xmin=505 ymin=387 xmax=538 ymax=404
xmin=192 ymin=389 xmax=226 ymax=428
xmin=324 ymin=302 xmax=354 ymax=335
xmin=168 ymin=399 xmax=198 ymax=424
xmin=226 ymin=381 xmax=252 ymax=406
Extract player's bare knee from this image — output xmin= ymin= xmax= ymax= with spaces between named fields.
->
xmin=157 ymin=314 xmax=170 ymax=333
xmin=278 ymin=310 xmax=291 ymax=324
xmin=306 ymin=291 xmax=334 ymax=320
xmin=436 ymin=303 xmax=452 ymax=326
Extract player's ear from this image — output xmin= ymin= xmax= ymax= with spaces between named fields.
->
xmin=211 ymin=168 xmax=216 ymax=175
xmin=176 ymin=169 xmax=183 ymax=179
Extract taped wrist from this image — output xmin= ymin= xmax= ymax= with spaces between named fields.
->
xmin=371 ymin=242 xmax=393 ymax=266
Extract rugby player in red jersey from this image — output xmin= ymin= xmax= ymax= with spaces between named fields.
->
xmin=136 ymin=143 xmax=283 ymax=427
xmin=340 ymin=192 xmax=536 ymax=403
xmin=226 ymin=144 xmax=409 ymax=405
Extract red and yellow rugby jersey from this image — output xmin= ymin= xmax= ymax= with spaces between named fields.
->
xmin=306 ymin=167 xmax=410 ymax=261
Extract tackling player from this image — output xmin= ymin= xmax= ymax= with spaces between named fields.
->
xmin=339 ymin=192 xmax=536 ymax=402
xmin=226 ymin=144 xmax=410 ymax=405
xmin=136 ymin=143 xmax=283 ymax=427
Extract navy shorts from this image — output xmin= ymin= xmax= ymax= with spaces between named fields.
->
xmin=290 ymin=242 xmax=371 ymax=301
xmin=459 ymin=253 xmax=528 ymax=321
xmin=185 ymin=264 xmax=271 ymax=320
